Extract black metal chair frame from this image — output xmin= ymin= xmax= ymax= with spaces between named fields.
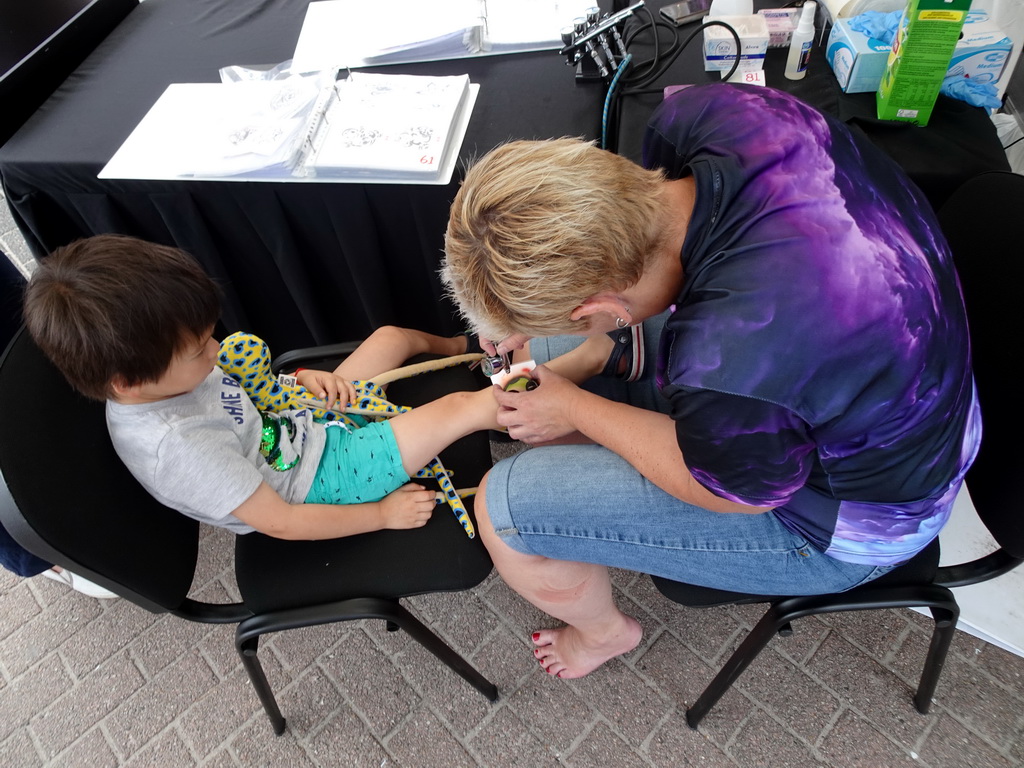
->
xmin=652 ymin=170 xmax=1024 ymax=728
xmin=0 ymin=331 xmax=497 ymax=735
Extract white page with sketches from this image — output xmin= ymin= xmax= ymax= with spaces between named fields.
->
xmin=100 ymin=79 xmax=320 ymax=180
xmin=304 ymin=73 xmax=471 ymax=180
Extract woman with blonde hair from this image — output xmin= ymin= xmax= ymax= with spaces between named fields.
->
xmin=442 ymin=84 xmax=978 ymax=679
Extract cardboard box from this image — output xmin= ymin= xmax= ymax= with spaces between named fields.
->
xmin=759 ymin=8 xmax=801 ymax=48
xmin=876 ymin=0 xmax=972 ymax=126
xmin=827 ymin=18 xmax=892 ymax=93
xmin=704 ymin=14 xmax=770 ymax=72
xmin=947 ymin=17 xmax=1013 ymax=84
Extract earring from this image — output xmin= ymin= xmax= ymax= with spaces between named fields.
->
xmin=615 ymin=317 xmax=629 ymax=329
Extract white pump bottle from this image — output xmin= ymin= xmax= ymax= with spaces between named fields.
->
xmin=785 ymin=1 xmax=816 ymax=81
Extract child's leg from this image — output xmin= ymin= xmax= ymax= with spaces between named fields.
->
xmin=333 ymin=326 xmax=469 ymax=382
xmin=384 ymin=334 xmax=609 ymax=475
xmin=387 ymin=388 xmax=498 ymax=476
xmin=523 ymin=334 xmax=614 ymax=385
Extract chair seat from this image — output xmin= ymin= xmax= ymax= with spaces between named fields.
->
xmin=235 ymin=356 xmax=495 ymax=614
xmin=651 ymin=537 xmax=941 ymax=608
xmin=235 ymin=494 xmax=492 ymax=613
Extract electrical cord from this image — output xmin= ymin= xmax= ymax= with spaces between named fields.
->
xmin=600 ymin=14 xmax=741 ymax=154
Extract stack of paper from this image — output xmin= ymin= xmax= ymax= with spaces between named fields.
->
xmin=299 ymin=73 xmax=478 ymax=183
xmin=290 ymin=0 xmax=594 ymax=73
xmin=100 ymin=79 xmax=322 ymax=180
xmin=99 ymin=73 xmax=478 ymax=185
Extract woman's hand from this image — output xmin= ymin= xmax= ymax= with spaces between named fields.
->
xmin=295 ymin=369 xmax=358 ymax=412
xmin=480 ymin=333 xmax=533 ymax=357
xmin=494 ymin=365 xmax=583 ymax=444
xmin=378 ymin=483 xmax=437 ymax=529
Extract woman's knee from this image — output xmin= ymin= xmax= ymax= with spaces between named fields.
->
xmin=475 ymin=469 xmax=545 ymax=565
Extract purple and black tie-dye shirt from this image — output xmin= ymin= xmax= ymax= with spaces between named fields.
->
xmin=644 ymin=84 xmax=980 ymax=566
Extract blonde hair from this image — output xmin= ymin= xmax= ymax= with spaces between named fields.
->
xmin=442 ymin=138 xmax=668 ymax=340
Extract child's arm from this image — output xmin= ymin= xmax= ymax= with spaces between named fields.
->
xmin=232 ymin=481 xmax=437 ymax=540
xmin=292 ymin=326 xmax=469 ymax=410
xmin=331 ymin=326 xmax=468 ymax=382
xmin=295 ymin=369 xmax=357 ymax=412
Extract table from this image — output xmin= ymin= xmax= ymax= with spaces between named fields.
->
xmin=611 ymin=2 xmax=1010 ymax=209
xmin=0 ymin=0 xmax=604 ymax=351
xmin=0 ymin=0 xmax=1009 ymax=351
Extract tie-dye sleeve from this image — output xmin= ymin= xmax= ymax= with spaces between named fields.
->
xmin=669 ymin=385 xmax=814 ymax=507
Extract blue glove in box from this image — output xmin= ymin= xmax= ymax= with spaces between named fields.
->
xmin=827 ymin=18 xmax=891 ymax=94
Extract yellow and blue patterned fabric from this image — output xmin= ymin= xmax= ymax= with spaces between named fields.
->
xmin=217 ymin=332 xmax=476 ymax=538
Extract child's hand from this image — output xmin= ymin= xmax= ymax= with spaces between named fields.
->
xmin=379 ymin=483 xmax=436 ymax=529
xmin=295 ymin=369 xmax=357 ymax=412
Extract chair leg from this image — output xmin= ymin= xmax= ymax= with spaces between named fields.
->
xmin=235 ymin=597 xmax=499 ymax=712
xmin=236 ymin=634 xmax=287 ymax=735
xmin=686 ymin=603 xmax=790 ymax=729
xmin=389 ymin=602 xmax=499 ymax=702
xmin=913 ymin=602 xmax=960 ymax=714
xmin=685 ymin=586 xmax=960 ymax=728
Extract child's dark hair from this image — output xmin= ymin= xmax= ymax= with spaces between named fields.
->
xmin=24 ymin=234 xmax=221 ymax=400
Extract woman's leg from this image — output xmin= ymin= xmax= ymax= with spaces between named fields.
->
xmin=476 ymin=473 xmax=642 ymax=678
xmin=482 ymin=444 xmax=886 ymax=679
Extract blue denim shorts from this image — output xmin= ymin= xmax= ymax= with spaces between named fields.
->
xmin=305 ymin=420 xmax=410 ymax=505
xmin=487 ymin=315 xmax=890 ymax=595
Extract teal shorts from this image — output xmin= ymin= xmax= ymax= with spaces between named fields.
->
xmin=304 ymin=420 xmax=410 ymax=505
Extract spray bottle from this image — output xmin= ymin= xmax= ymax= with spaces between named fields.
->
xmin=784 ymin=1 xmax=816 ymax=80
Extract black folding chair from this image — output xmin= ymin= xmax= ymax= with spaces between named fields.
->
xmin=652 ymin=170 xmax=1024 ymax=727
xmin=0 ymin=331 xmax=497 ymax=735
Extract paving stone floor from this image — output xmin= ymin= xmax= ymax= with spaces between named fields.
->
xmin=2 ymin=497 xmax=1023 ymax=767
xmin=2 ymin=192 xmax=1023 ymax=767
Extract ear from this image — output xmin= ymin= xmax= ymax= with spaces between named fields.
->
xmin=109 ymin=375 xmax=135 ymax=398
xmin=569 ymin=293 xmax=631 ymax=325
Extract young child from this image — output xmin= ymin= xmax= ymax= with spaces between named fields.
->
xmin=23 ymin=235 xmax=612 ymax=541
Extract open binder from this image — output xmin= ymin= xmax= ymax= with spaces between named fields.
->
xmin=99 ymin=73 xmax=478 ymax=185
xmin=298 ymin=73 xmax=477 ymax=182
xmin=290 ymin=0 xmax=594 ymax=73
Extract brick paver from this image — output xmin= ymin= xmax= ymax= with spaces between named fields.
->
xmin=2 ymin=205 xmax=1022 ymax=765
xmin=2 ymin=534 xmax=1022 ymax=767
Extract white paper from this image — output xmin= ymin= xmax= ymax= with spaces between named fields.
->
xmin=100 ymin=79 xmax=320 ymax=180
xmin=290 ymin=0 xmax=595 ymax=72
xmin=99 ymin=75 xmax=478 ymax=185
xmin=303 ymin=73 xmax=475 ymax=182
xmin=291 ymin=0 xmax=483 ymax=73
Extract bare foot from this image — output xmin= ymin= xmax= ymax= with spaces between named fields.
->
xmin=531 ymin=615 xmax=643 ymax=679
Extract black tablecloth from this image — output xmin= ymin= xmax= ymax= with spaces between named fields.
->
xmin=0 ymin=0 xmax=604 ymax=350
xmin=0 ymin=0 xmax=1009 ymax=350
xmin=613 ymin=4 xmax=1009 ymax=209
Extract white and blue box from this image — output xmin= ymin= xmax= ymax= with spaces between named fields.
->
xmin=704 ymin=14 xmax=770 ymax=73
xmin=947 ymin=12 xmax=1013 ymax=85
xmin=827 ymin=18 xmax=891 ymax=94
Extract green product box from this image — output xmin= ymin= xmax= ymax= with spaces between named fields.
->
xmin=876 ymin=0 xmax=972 ymax=127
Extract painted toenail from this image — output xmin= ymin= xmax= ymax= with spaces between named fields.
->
xmin=532 ymin=632 xmax=540 ymax=641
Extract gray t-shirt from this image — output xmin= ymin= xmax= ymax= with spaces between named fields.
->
xmin=106 ymin=367 xmax=326 ymax=533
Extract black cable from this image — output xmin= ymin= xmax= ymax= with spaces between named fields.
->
xmin=603 ymin=19 xmax=741 ymax=153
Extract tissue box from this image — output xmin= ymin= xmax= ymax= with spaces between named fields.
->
xmin=704 ymin=14 xmax=769 ymax=72
xmin=827 ymin=18 xmax=892 ymax=93
xmin=947 ymin=17 xmax=1013 ymax=85
xmin=877 ymin=0 xmax=972 ymax=126
xmin=759 ymin=8 xmax=800 ymax=48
